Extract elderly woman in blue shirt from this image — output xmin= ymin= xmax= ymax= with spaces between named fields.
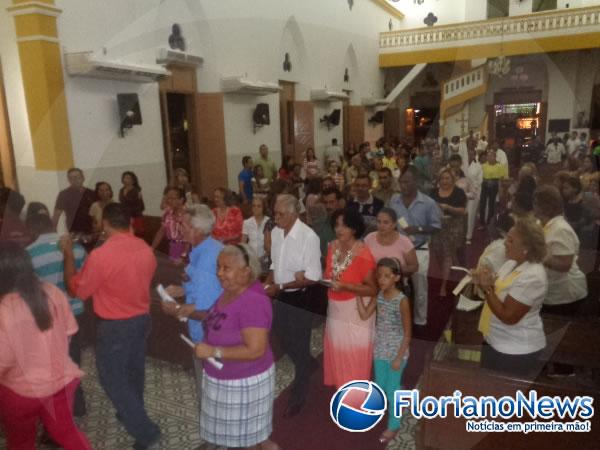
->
xmin=161 ymin=204 xmax=223 ymax=417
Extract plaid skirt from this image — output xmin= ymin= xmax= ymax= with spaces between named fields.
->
xmin=200 ymin=365 xmax=275 ymax=448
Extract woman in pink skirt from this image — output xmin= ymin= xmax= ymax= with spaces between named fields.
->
xmin=323 ymin=209 xmax=377 ymax=388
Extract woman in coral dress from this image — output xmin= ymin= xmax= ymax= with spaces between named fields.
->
xmin=323 ymin=209 xmax=377 ymax=388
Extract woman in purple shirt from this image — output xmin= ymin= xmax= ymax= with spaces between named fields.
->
xmin=193 ymin=244 xmax=278 ymax=450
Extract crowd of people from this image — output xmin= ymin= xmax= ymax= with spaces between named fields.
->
xmin=0 ymin=130 xmax=599 ymax=449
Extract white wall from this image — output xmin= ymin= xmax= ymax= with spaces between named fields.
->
xmin=464 ymin=0 xmax=488 ymax=21
xmin=546 ymin=52 xmax=578 ymax=136
xmin=389 ymin=0 xmax=467 ymax=29
xmin=573 ymin=49 xmax=600 ymax=128
xmin=223 ymin=93 xmax=281 ymax=190
xmin=445 ymin=103 xmax=470 ymax=139
xmin=1 ymin=0 xmax=390 ymax=209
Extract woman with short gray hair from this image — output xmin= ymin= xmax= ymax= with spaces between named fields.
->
xmin=194 ymin=244 xmax=278 ymax=450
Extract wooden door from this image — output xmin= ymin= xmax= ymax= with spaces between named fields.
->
xmin=0 ymin=60 xmax=17 ymax=189
xmin=344 ymin=105 xmax=365 ymax=152
xmin=279 ymin=81 xmax=295 ymax=160
xmin=291 ymin=101 xmax=314 ymax=163
xmin=195 ymin=93 xmax=228 ymax=198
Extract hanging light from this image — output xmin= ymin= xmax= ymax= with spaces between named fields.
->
xmin=487 ymin=16 xmax=512 ymax=78
xmin=487 ymin=55 xmax=511 ymax=77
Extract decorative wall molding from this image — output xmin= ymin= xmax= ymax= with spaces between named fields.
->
xmin=380 ymin=5 xmax=600 ymax=52
xmin=16 ymin=35 xmax=59 ymax=43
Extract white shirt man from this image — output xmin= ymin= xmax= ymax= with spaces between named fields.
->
xmin=266 ymin=194 xmax=321 ymax=417
xmin=477 ymin=138 xmax=488 ymax=152
xmin=324 ymin=139 xmax=343 ymax=167
xmin=545 ymin=141 xmax=566 ymax=164
xmin=566 ymin=133 xmax=581 ymax=157
xmin=495 ymin=147 xmax=509 ymax=168
xmin=270 ymin=218 xmax=322 ymax=289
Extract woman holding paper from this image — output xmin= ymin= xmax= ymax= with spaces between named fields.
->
xmin=193 ymin=244 xmax=279 ymax=450
xmin=323 ymin=209 xmax=378 ymax=388
xmin=474 ymin=218 xmax=548 ymax=377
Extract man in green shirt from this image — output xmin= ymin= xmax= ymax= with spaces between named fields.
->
xmin=255 ymin=144 xmax=278 ymax=182
xmin=316 ymin=187 xmax=343 ymax=258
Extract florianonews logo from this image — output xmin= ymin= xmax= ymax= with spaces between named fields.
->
xmin=330 ymin=380 xmax=387 ymax=432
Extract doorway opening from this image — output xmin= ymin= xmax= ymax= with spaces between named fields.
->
xmin=165 ymin=93 xmax=192 ymax=176
xmin=159 ymin=64 xmax=199 ymax=190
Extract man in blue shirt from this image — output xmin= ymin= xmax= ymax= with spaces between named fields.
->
xmin=26 ymin=209 xmax=88 ymax=416
xmin=161 ymin=204 xmax=223 ymax=418
xmin=389 ymin=166 xmax=441 ymax=326
xmin=238 ymin=156 xmax=254 ymax=205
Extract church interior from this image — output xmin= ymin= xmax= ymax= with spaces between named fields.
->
xmin=1 ymin=0 xmax=600 ymax=449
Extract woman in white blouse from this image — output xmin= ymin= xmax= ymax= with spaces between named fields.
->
xmin=533 ymin=185 xmax=588 ymax=377
xmin=242 ymin=197 xmax=269 ymax=262
xmin=474 ymin=218 xmax=548 ymax=377
xmin=533 ymin=185 xmax=588 ymax=312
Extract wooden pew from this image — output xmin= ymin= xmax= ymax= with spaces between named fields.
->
xmin=420 ymin=314 xmax=600 ymax=449
xmin=417 ymin=358 xmax=600 ymax=450
xmin=147 ymin=251 xmax=194 ymax=369
xmin=452 ymin=308 xmax=600 ymax=369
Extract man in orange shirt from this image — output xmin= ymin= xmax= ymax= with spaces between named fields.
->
xmin=62 ymin=203 xmax=161 ymax=449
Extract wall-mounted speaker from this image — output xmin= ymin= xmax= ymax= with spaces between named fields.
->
xmin=320 ymin=108 xmax=341 ymax=130
xmin=117 ymin=93 xmax=142 ymax=137
xmin=368 ymin=110 xmax=384 ymax=125
xmin=253 ymin=103 xmax=270 ymax=125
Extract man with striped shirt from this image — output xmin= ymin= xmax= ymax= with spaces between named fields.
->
xmin=26 ymin=210 xmax=87 ymax=416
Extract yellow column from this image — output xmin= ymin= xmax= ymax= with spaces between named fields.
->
xmin=7 ymin=0 xmax=74 ymax=170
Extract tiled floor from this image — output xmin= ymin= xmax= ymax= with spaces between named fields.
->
xmin=0 ymin=325 xmax=417 ymax=449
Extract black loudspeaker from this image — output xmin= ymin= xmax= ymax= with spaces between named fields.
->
xmin=320 ymin=109 xmax=341 ymax=130
xmin=117 ymin=93 xmax=142 ymax=126
xmin=329 ymin=109 xmax=341 ymax=126
xmin=369 ymin=110 xmax=384 ymax=124
xmin=253 ymin=103 xmax=270 ymax=125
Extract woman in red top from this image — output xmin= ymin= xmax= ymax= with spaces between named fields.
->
xmin=324 ymin=209 xmax=377 ymax=388
xmin=211 ymin=188 xmax=243 ymax=244
xmin=0 ymin=242 xmax=91 ymax=450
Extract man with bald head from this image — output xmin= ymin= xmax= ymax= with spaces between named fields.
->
xmin=264 ymin=194 xmax=322 ymax=418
